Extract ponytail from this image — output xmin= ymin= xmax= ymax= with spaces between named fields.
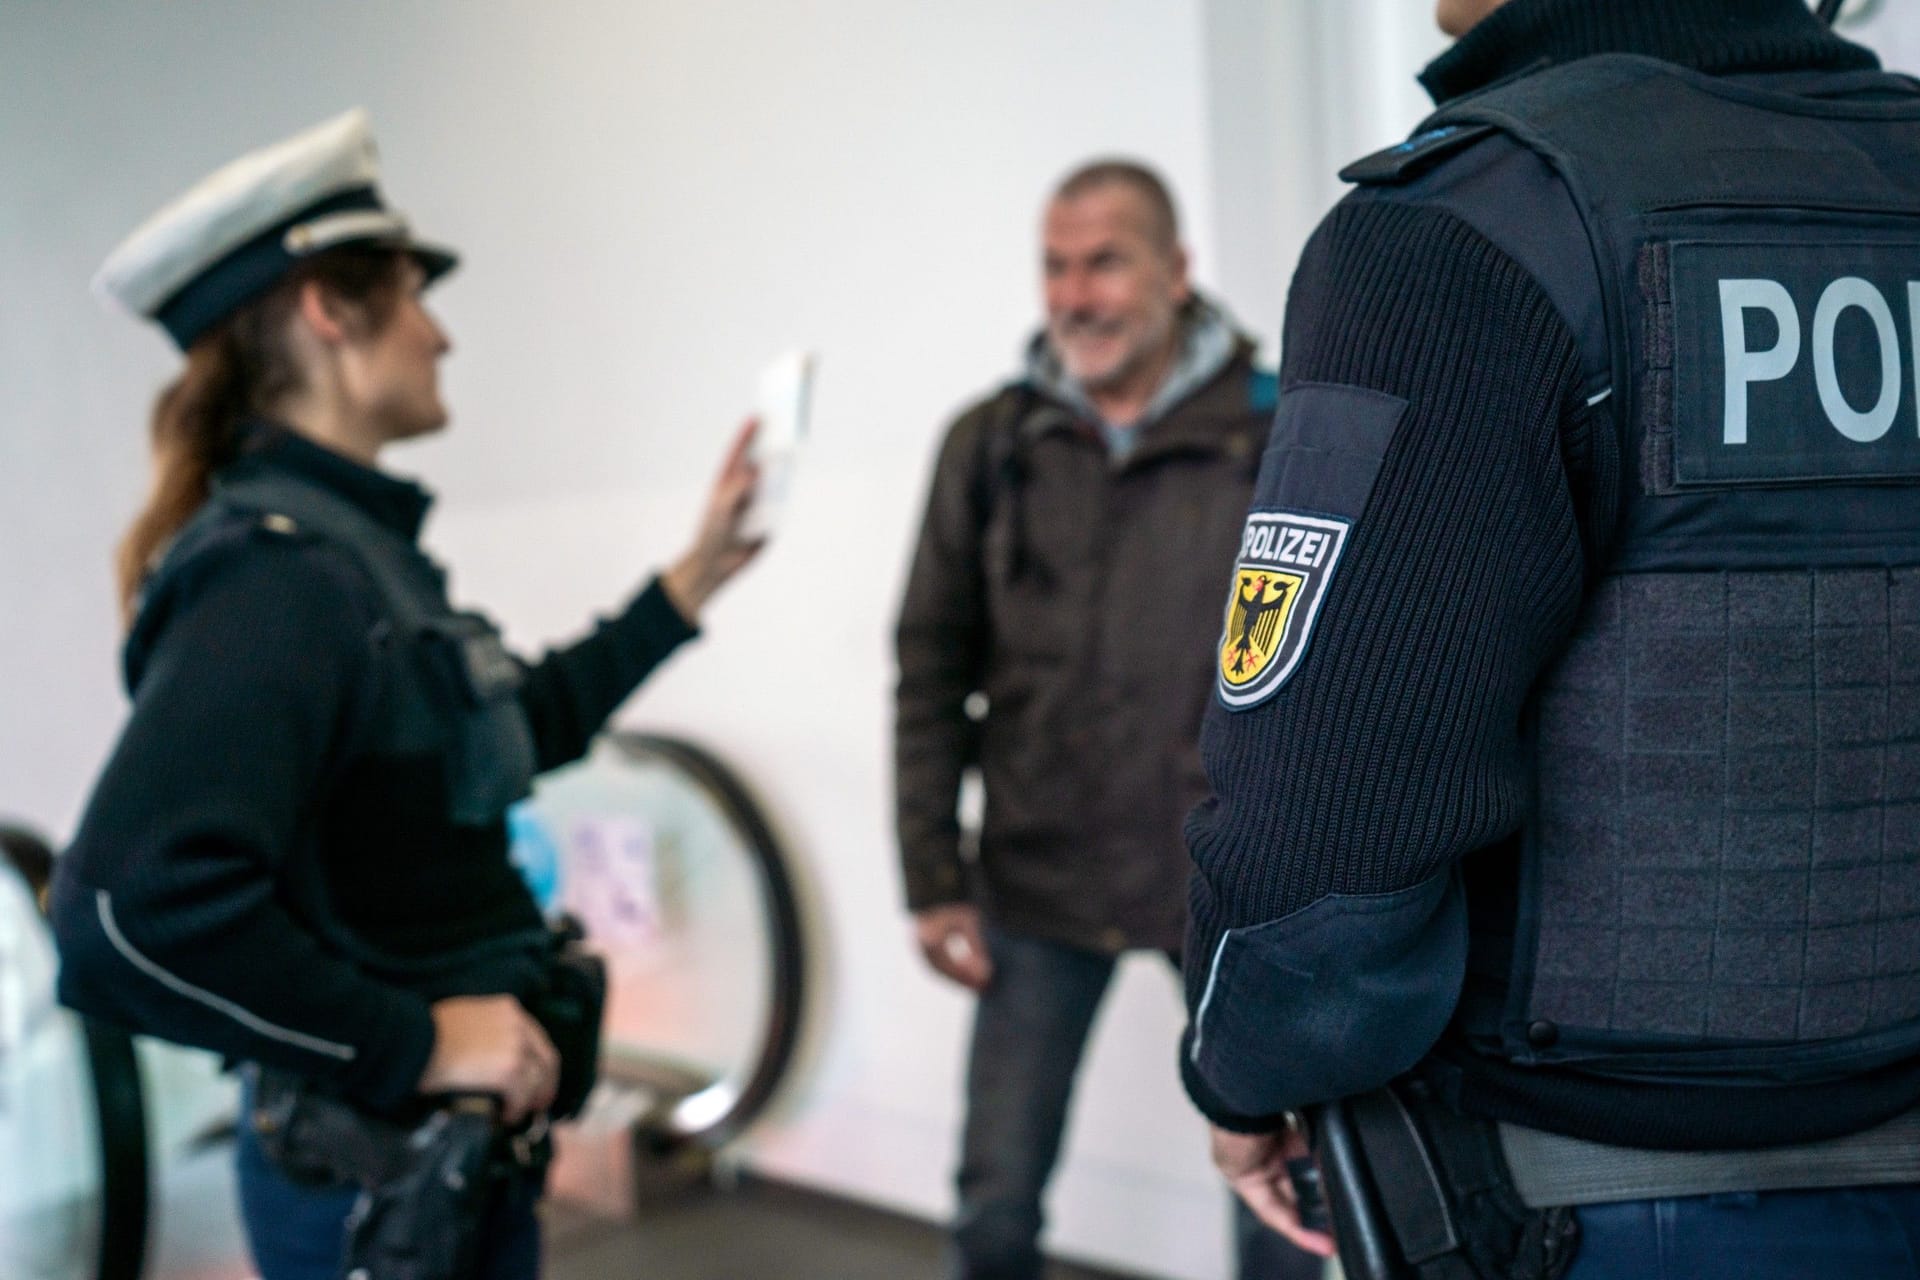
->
xmin=112 ymin=247 xmax=408 ymax=624
xmin=114 ymin=325 xmax=250 ymax=621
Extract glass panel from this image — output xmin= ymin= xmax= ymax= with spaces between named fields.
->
xmin=0 ymin=867 xmax=99 ymax=1280
xmin=142 ymin=1044 xmax=252 ymax=1280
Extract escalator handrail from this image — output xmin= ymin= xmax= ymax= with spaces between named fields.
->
xmin=603 ymin=734 xmax=808 ymax=1151
xmin=82 ymin=1019 xmax=149 ymax=1280
xmin=2 ymin=828 xmax=150 ymax=1280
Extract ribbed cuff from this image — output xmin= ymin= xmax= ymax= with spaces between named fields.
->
xmin=630 ymin=575 xmax=700 ymax=648
xmin=901 ymin=851 xmax=968 ymax=912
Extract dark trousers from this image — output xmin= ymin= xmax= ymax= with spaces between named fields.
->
xmin=1565 ymin=1186 xmax=1920 ymax=1279
xmin=234 ymin=1089 xmax=541 ymax=1280
xmin=952 ymin=925 xmax=1322 ymax=1280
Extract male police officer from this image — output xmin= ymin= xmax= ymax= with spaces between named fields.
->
xmin=895 ymin=162 xmax=1318 ymax=1279
xmin=1182 ymin=1 xmax=1920 ymax=1277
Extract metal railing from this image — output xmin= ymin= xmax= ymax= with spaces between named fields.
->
xmin=596 ymin=733 xmax=808 ymax=1154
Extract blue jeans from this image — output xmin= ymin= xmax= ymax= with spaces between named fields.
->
xmin=1566 ymin=1186 xmax=1920 ymax=1279
xmin=234 ymin=1091 xmax=541 ymax=1280
xmin=952 ymin=925 xmax=1322 ymax=1280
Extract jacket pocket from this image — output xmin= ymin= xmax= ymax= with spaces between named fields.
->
xmin=419 ymin=613 xmax=538 ymax=826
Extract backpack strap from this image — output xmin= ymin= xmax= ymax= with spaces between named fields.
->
xmin=967 ymin=383 xmax=1045 ymax=583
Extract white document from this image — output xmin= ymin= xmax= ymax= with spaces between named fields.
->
xmin=743 ymin=349 xmax=814 ymax=540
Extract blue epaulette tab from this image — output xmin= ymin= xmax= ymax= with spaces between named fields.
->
xmin=1339 ymin=123 xmax=1496 ymax=187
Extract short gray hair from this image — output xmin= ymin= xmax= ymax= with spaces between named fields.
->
xmin=1052 ymin=159 xmax=1180 ymax=252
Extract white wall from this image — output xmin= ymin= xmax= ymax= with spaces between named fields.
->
xmin=1848 ymin=0 xmax=1920 ymax=66
xmin=1201 ymin=0 xmax=1448 ymax=358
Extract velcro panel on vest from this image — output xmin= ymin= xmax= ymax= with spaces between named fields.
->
xmin=1527 ymin=567 xmax=1920 ymax=1049
xmin=1420 ymin=56 xmax=1920 ymax=572
xmin=1641 ymin=236 xmax=1920 ymax=495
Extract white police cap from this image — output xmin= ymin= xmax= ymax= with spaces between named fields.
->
xmin=94 ymin=108 xmax=456 ymax=350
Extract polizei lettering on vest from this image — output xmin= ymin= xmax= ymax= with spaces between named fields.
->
xmin=1670 ymin=240 xmax=1920 ymax=487
xmin=1719 ymin=274 xmax=1914 ymax=445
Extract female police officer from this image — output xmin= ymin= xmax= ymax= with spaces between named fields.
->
xmin=48 ymin=108 xmax=761 ymax=1279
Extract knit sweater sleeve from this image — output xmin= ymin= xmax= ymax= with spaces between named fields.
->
xmin=1181 ymin=197 xmax=1596 ymax=1129
xmin=517 ymin=576 xmax=699 ymax=772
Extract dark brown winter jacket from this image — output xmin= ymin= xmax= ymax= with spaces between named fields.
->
xmin=894 ymin=313 xmax=1274 ymax=954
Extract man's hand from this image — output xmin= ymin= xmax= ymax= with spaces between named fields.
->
xmin=1210 ymin=1123 xmax=1337 ymax=1258
xmin=913 ymin=903 xmax=993 ymax=991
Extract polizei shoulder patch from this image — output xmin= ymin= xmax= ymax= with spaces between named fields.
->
xmin=1216 ymin=511 xmax=1350 ymax=709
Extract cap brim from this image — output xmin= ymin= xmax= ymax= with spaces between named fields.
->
xmin=406 ymin=238 xmax=459 ymax=285
xmin=306 ymin=221 xmax=458 ymax=284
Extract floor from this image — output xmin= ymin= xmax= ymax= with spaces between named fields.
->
xmin=99 ymin=1114 xmax=1165 ymax=1280
xmin=545 ymin=1175 xmax=1154 ymax=1280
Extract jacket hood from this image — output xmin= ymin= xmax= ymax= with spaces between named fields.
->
xmin=1023 ymin=292 xmax=1249 ymax=431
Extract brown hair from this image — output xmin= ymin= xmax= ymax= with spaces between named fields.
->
xmin=115 ymin=248 xmax=408 ymax=621
xmin=1053 ymin=159 xmax=1181 ymax=253
xmin=0 ymin=823 xmax=54 ymax=898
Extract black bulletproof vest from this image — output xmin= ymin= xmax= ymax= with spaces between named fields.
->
xmin=1357 ymin=55 xmax=1920 ymax=1088
xmin=140 ymin=465 xmax=542 ymax=978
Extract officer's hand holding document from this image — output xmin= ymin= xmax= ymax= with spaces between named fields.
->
xmin=741 ymin=349 xmax=815 ymax=541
